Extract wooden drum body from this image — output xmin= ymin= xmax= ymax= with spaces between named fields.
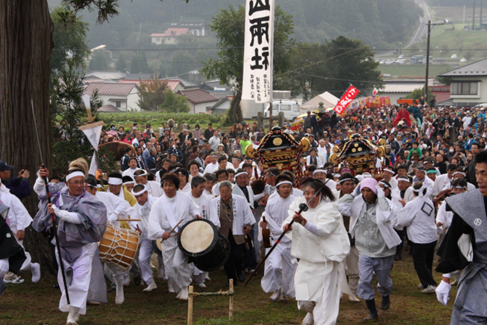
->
xmin=178 ymin=219 xmax=230 ymax=272
xmin=99 ymin=222 xmax=140 ymax=271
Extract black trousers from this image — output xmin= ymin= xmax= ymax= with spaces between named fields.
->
xmin=243 ymin=224 xmax=257 ymax=270
xmin=224 ymin=231 xmax=245 ymax=281
xmin=411 ymin=241 xmax=437 ymax=288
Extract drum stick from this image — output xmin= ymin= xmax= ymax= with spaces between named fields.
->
xmin=162 ymin=218 xmax=184 ymax=241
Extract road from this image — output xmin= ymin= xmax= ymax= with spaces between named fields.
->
xmin=405 ymin=0 xmax=432 ymax=48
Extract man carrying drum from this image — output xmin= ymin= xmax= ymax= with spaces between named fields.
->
xmin=148 ymin=173 xmax=201 ymax=300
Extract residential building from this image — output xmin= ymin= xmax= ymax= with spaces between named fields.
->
xmin=150 ymin=28 xmax=189 ymax=45
xmin=439 ymin=58 xmax=487 ymax=106
xmin=177 ymin=88 xmax=219 ymax=114
xmin=83 ymin=82 xmax=140 ymax=112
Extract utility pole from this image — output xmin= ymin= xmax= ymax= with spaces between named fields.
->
xmin=473 ymin=0 xmax=476 ymax=30
xmin=481 ymin=0 xmax=483 ymax=28
xmin=425 ymin=20 xmax=431 ymax=103
xmin=425 ymin=19 xmax=448 ymax=103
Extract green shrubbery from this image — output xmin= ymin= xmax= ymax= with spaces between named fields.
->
xmin=98 ymin=112 xmax=230 ymax=129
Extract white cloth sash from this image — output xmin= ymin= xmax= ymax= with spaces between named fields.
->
xmin=160 ymin=195 xmax=178 ymax=230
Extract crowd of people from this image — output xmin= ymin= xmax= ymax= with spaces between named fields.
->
xmin=1 ymin=100 xmax=487 ymax=325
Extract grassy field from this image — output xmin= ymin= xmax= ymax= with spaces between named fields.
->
xmin=378 ymin=64 xmax=452 ymax=78
xmin=1 ymin=252 xmax=456 ymax=325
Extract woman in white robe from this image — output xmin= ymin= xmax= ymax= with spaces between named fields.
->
xmin=283 ymin=178 xmax=350 ymax=325
xmin=148 ymin=173 xmax=200 ymax=300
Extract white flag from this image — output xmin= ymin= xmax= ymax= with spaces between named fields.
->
xmin=79 ymin=121 xmax=104 ymax=175
xmin=242 ymin=0 xmax=275 ymax=103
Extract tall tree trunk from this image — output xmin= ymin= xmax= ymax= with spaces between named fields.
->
xmin=228 ymin=88 xmax=243 ymax=123
xmin=0 ymin=1 xmax=54 ymax=272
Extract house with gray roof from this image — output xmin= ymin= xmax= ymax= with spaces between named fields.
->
xmin=83 ymin=82 xmax=140 ymax=112
xmin=440 ymin=58 xmax=487 ymax=106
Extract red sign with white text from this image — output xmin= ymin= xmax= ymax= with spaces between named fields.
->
xmin=334 ymin=85 xmax=360 ymax=115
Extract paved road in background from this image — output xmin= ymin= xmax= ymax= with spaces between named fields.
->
xmin=405 ymin=0 xmax=432 ymax=48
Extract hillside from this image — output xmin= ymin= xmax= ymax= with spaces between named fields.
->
xmin=48 ymin=0 xmax=423 ymax=50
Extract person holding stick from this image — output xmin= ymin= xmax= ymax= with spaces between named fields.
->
xmin=147 ymin=173 xmax=201 ymax=300
xmin=282 ymin=178 xmax=350 ymax=325
xmin=32 ymin=158 xmax=107 ymax=325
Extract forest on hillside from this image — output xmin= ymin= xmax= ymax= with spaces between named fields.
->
xmin=49 ymin=0 xmax=423 ymax=49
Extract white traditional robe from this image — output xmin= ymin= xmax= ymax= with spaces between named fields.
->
xmin=283 ymin=196 xmax=350 ymax=325
xmin=95 ymin=191 xmax=131 ymax=228
xmin=0 ymin=183 xmax=33 ymax=272
xmin=203 ymin=162 xmax=218 ymax=175
xmin=268 ymin=188 xmax=303 ymax=202
xmin=260 ymin=195 xmax=296 ymax=297
xmin=122 ymin=167 xmax=140 ymax=178
xmin=432 ymin=173 xmax=451 ymax=197
xmin=148 ymin=191 xmax=199 ymax=292
xmin=392 ymin=186 xmax=414 ymax=202
xmin=179 ymin=182 xmax=191 ymax=194
xmin=146 ymin=180 xmax=164 ymax=197
xmin=232 ymin=184 xmax=255 ymax=209
xmin=396 ymin=196 xmax=437 ymax=244
xmin=191 ymin=194 xmax=219 ymax=227
xmin=129 ymin=195 xmax=157 ymax=285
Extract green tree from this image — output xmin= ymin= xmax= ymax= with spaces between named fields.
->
xmin=201 ymin=5 xmax=295 ymax=123
xmin=281 ymin=37 xmax=382 ymax=100
xmin=159 ymin=89 xmax=190 ymax=113
xmin=131 ymin=52 xmax=150 ymax=73
xmin=405 ymin=86 xmax=433 ymax=100
xmin=137 ymin=75 xmax=168 ymax=110
xmin=464 ymin=50 xmax=474 ymax=61
xmin=88 ymin=51 xmax=109 ymax=71
xmin=50 ymin=6 xmax=90 ymax=74
xmin=116 ymin=53 xmax=128 ymax=71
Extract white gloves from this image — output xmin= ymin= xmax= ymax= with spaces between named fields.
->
xmin=435 ymin=280 xmax=451 ymax=306
xmin=52 ymin=206 xmax=82 ymax=224
xmin=351 ymin=185 xmax=361 ymax=198
xmin=0 ymin=258 xmax=9 ymax=277
xmin=33 ymin=175 xmax=46 ymax=194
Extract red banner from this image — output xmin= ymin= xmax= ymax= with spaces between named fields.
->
xmin=334 ymin=85 xmax=360 ymax=115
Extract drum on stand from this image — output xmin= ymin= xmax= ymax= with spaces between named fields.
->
xmin=99 ymin=222 xmax=140 ymax=271
xmin=177 ymin=219 xmax=230 ymax=272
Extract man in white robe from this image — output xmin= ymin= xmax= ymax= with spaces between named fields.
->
xmin=84 ymin=176 xmax=131 ymax=304
xmin=260 ymin=176 xmax=296 ymax=302
xmin=283 ymin=179 xmax=350 ymax=325
xmin=122 ymin=158 xmax=140 ymax=178
xmin=190 ymin=176 xmax=219 ymax=287
xmin=148 ymin=173 xmax=201 ymax=300
xmin=432 ymin=164 xmax=456 ymax=197
xmin=203 ymin=153 xmax=219 ymax=174
xmin=133 ymin=169 xmax=164 ymax=197
xmin=0 ymin=180 xmax=40 ymax=283
xmin=128 ymin=184 xmax=159 ymax=292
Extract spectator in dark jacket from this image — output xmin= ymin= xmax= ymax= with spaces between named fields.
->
xmin=0 ymin=161 xmax=31 ymax=199
xmin=204 ymin=123 xmax=214 ymax=141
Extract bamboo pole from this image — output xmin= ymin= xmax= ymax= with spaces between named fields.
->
xmin=187 ymin=286 xmax=193 ymax=325
xmin=229 ymin=279 xmax=234 ymax=321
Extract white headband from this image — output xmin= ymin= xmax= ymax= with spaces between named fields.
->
xmin=235 ymin=172 xmax=248 ymax=178
xmin=379 ymin=181 xmax=391 ymax=188
xmin=276 ymin=180 xmax=292 ymax=187
xmin=333 ymin=173 xmax=341 ymax=178
xmin=452 ymin=171 xmax=466 ymax=177
xmin=339 ymin=177 xmax=354 ymax=184
xmin=313 ymin=169 xmax=326 ymax=175
xmin=134 ymin=170 xmax=148 ymax=177
xmin=66 ymin=171 xmax=85 ymax=182
xmin=452 ymin=186 xmax=467 ymax=189
xmin=108 ymin=177 xmax=123 ymax=185
xmin=383 ymin=168 xmax=395 ymax=175
xmin=132 ymin=185 xmax=147 ymax=196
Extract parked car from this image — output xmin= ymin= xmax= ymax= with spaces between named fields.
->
xmin=451 ymin=54 xmax=458 ymax=59
xmin=379 ymin=60 xmax=385 ymax=64
xmin=385 ymin=59 xmax=395 ymax=65
xmin=264 ymin=100 xmax=301 ymax=121
xmin=395 ymin=59 xmax=406 ymax=65
xmin=398 ymin=54 xmax=405 ymax=59
xmin=460 ymin=58 xmax=467 ymax=63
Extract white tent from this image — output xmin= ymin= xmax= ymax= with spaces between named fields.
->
xmin=300 ymin=91 xmax=339 ymax=112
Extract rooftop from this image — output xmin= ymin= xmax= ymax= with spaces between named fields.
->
xmin=440 ymin=58 xmax=487 ymax=77
xmin=83 ymin=82 xmax=138 ymax=97
xmin=177 ymin=88 xmax=219 ymax=104
xmin=380 ymin=82 xmax=424 ymax=93
xmin=151 ymin=28 xmax=189 ymax=38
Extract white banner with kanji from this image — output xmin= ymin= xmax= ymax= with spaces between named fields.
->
xmin=242 ymin=0 xmax=275 ymax=103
